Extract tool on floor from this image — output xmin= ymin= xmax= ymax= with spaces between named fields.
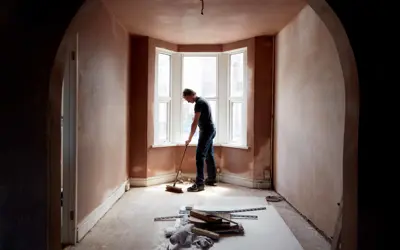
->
xmin=179 ymin=206 xmax=267 ymax=214
xmin=199 ymin=206 xmax=266 ymax=213
xmin=166 ymin=145 xmax=188 ymax=193
xmin=154 ymin=214 xmax=258 ymax=221
xmin=228 ymin=214 xmax=258 ymax=219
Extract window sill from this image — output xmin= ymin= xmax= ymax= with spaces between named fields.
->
xmin=151 ymin=142 xmax=197 ymax=148
xmin=151 ymin=143 xmax=249 ymax=150
xmin=218 ymin=143 xmax=249 ymax=150
xmin=151 ymin=143 xmax=177 ymax=148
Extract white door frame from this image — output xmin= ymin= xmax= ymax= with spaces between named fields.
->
xmin=61 ymin=32 xmax=79 ymax=245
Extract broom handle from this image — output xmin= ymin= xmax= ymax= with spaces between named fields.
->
xmin=173 ymin=145 xmax=188 ymax=186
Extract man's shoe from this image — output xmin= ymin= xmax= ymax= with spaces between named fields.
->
xmin=187 ymin=183 xmax=205 ymax=192
xmin=205 ymin=178 xmax=217 ymax=186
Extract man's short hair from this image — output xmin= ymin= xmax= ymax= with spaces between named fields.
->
xmin=182 ymin=88 xmax=196 ymax=97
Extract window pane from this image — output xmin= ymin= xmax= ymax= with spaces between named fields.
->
xmin=157 ymin=53 xmax=171 ymax=97
xmin=158 ymin=102 xmax=168 ymax=142
xmin=181 ymin=102 xmax=199 ymax=142
xmin=182 ymin=56 xmax=217 ymax=98
xmin=231 ymin=102 xmax=243 ymax=143
xmin=230 ymin=53 xmax=244 ymax=97
xmin=181 ymin=100 xmax=217 ymax=143
xmin=208 ymin=100 xmax=217 ymax=127
xmin=208 ymin=100 xmax=217 ymax=143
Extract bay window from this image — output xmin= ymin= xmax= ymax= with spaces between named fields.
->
xmin=154 ymin=47 xmax=247 ymax=148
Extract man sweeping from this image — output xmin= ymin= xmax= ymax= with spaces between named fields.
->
xmin=183 ymin=88 xmax=217 ymax=192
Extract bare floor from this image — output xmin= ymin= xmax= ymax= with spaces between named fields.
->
xmin=70 ymin=183 xmax=330 ymax=250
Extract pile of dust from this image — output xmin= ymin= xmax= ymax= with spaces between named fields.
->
xmin=177 ymin=176 xmax=195 ymax=184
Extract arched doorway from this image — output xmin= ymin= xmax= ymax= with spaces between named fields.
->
xmin=1 ymin=0 xmax=359 ymax=249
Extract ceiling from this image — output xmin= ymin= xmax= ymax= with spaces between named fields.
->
xmin=102 ymin=0 xmax=307 ymax=44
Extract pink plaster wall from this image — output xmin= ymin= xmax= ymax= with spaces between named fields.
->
xmin=274 ymin=5 xmax=345 ymax=237
xmin=63 ymin=0 xmax=129 ymax=222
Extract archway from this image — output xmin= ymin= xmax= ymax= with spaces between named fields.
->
xmin=50 ymin=0 xmax=358 ymax=248
xmin=1 ymin=0 xmax=358 ymax=249
xmin=293 ymin=1 xmax=359 ymax=249
xmin=50 ymin=1 xmax=358 ymax=249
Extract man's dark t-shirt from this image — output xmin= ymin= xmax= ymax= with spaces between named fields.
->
xmin=194 ymin=96 xmax=215 ymax=132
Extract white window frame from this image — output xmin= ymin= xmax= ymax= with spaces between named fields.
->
xmin=153 ymin=47 xmax=248 ymax=148
xmin=225 ymin=48 xmax=248 ymax=147
xmin=154 ymin=48 xmax=173 ymax=145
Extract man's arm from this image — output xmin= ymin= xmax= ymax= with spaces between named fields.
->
xmin=187 ymin=112 xmax=201 ymax=142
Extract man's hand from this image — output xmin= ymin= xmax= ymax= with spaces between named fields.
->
xmin=185 ymin=139 xmax=191 ymax=146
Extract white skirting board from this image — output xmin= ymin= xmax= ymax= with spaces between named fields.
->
xmin=76 ymin=180 xmax=128 ymax=241
xmin=180 ymin=173 xmax=271 ymax=189
xmin=220 ymin=173 xmax=271 ymax=189
xmin=129 ymin=173 xmax=177 ymax=187
xmin=129 ymin=172 xmax=271 ymax=189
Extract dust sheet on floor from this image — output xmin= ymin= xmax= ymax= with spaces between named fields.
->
xmin=154 ymin=196 xmax=304 ymax=250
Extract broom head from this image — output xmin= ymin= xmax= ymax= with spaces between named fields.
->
xmin=166 ymin=185 xmax=183 ymax=193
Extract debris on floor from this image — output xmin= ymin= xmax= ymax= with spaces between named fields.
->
xmin=193 ymin=236 xmax=214 ymax=249
xmin=155 ymin=205 xmax=266 ymax=249
xmin=164 ymin=226 xmax=177 ymax=238
xmin=266 ymin=195 xmax=284 ymax=202
xmin=169 ymin=224 xmax=195 ymax=247
xmin=156 ymin=216 xmax=214 ymax=250
xmin=176 ymin=176 xmax=195 ymax=185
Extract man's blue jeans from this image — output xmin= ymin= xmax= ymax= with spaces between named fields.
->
xmin=195 ymin=129 xmax=217 ymax=185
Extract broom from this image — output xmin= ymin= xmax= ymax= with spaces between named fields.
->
xmin=166 ymin=144 xmax=188 ymax=193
